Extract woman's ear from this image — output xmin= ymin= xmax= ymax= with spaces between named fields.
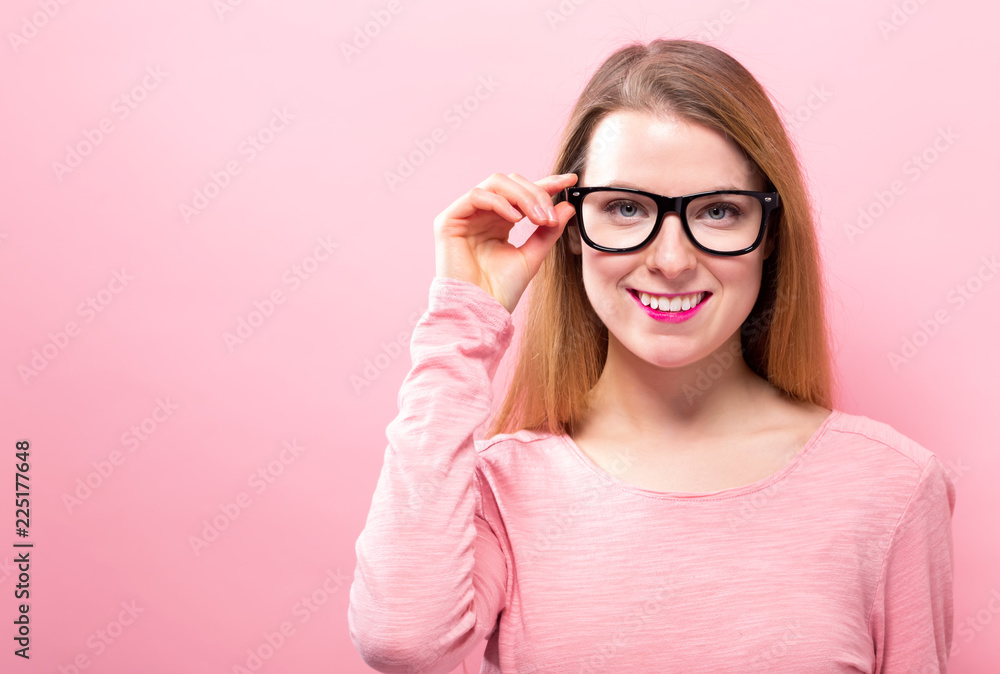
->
xmin=567 ymin=220 xmax=582 ymax=255
xmin=762 ymin=231 xmax=776 ymax=260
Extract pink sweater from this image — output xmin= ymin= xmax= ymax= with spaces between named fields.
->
xmin=348 ymin=276 xmax=956 ymax=673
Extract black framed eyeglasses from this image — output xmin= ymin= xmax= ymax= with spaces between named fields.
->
xmin=562 ymin=186 xmax=780 ymax=256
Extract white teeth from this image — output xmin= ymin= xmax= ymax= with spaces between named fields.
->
xmin=637 ymin=291 xmax=705 ymax=313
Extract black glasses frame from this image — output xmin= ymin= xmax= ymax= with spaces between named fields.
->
xmin=562 ymin=186 xmax=781 ymax=256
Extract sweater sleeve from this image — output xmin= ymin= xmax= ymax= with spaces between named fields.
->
xmin=870 ymin=454 xmax=956 ymax=673
xmin=348 ymin=275 xmax=515 ymax=673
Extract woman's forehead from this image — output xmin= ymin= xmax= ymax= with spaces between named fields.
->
xmin=583 ymin=111 xmax=761 ymax=191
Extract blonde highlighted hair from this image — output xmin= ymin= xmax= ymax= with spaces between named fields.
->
xmin=488 ymin=38 xmax=834 ymax=438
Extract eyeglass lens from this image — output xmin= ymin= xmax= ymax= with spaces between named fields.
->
xmin=579 ymin=190 xmax=764 ymax=253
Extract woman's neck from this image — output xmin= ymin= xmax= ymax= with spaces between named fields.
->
xmin=577 ymin=333 xmax=777 ymax=445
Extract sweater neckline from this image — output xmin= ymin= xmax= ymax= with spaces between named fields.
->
xmin=558 ymin=408 xmax=841 ymax=501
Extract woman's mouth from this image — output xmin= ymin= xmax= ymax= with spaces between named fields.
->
xmin=628 ymin=289 xmax=711 ymax=322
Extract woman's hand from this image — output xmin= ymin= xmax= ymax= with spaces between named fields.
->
xmin=433 ymin=172 xmax=578 ymax=315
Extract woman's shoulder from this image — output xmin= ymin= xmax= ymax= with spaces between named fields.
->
xmin=824 ymin=408 xmax=955 ymax=493
xmin=827 ymin=409 xmax=937 ymax=464
xmin=473 ymin=427 xmax=559 ymax=456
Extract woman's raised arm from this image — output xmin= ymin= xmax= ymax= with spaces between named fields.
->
xmin=347 ymin=173 xmax=576 ymax=672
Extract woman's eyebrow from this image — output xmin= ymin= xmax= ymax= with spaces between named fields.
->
xmin=603 ymin=179 xmax=751 ymax=192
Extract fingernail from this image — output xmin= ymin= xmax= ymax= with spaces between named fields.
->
xmin=533 ymin=204 xmax=549 ymax=222
xmin=547 ymin=206 xmax=558 ymax=221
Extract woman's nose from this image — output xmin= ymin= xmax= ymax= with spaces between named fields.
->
xmin=642 ymin=213 xmax=698 ymax=276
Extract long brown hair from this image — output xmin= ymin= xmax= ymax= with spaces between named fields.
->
xmin=488 ymin=38 xmax=834 ymax=438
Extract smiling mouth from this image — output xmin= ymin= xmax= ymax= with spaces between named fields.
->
xmin=629 ymin=288 xmax=711 ymax=313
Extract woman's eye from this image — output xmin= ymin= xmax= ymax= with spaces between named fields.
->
xmin=607 ymin=200 xmax=642 ymax=217
xmin=705 ymin=204 xmax=738 ymax=219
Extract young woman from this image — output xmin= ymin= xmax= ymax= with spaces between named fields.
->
xmin=348 ymin=39 xmax=955 ymax=673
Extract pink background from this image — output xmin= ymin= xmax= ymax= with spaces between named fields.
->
xmin=1 ymin=1 xmax=997 ymax=671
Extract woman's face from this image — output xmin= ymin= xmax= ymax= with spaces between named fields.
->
xmin=568 ymin=109 xmax=775 ymax=371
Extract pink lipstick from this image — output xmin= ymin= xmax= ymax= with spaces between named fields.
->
xmin=629 ymin=289 xmax=710 ymax=323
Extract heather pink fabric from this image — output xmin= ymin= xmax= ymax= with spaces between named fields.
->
xmin=348 ymin=276 xmax=955 ymax=673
